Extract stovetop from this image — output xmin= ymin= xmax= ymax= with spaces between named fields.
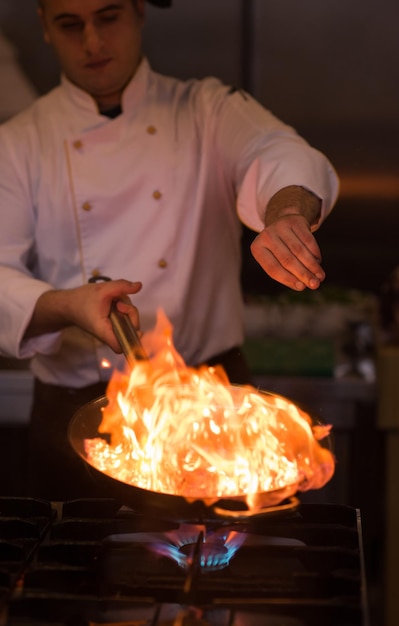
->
xmin=0 ymin=497 xmax=369 ymax=626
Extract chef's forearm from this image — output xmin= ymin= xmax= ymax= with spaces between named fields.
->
xmin=23 ymin=279 xmax=142 ymax=349
xmin=264 ymin=185 xmax=322 ymax=230
xmin=24 ymin=289 xmax=73 ymax=339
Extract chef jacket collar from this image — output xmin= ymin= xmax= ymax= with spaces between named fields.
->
xmin=60 ymin=57 xmax=151 ymax=121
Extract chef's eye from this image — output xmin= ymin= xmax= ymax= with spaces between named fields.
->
xmin=98 ymin=10 xmax=120 ymax=24
xmin=58 ymin=19 xmax=84 ymax=31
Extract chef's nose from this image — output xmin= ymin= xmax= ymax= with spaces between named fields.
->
xmin=83 ymin=22 xmax=104 ymax=55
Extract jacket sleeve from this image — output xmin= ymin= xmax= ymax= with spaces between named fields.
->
xmin=0 ymin=119 xmax=62 ymax=358
xmin=196 ymin=81 xmax=339 ymax=232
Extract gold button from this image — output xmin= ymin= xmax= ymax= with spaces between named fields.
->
xmin=91 ymin=268 xmax=101 ymax=278
xmin=82 ymin=201 xmax=92 ymax=212
xmin=153 ymin=190 xmax=162 ymax=200
xmin=73 ymin=140 xmax=83 ymax=149
xmin=158 ymin=259 xmax=168 ymax=269
xmin=147 ymin=125 xmax=157 ymax=135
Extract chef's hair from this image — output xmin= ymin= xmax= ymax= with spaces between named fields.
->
xmin=38 ymin=0 xmax=172 ymax=7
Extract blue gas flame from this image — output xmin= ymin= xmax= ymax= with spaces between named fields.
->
xmin=152 ymin=524 xmax=246 ymax=571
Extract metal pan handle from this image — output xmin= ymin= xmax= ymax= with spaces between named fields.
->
xmin=88 ymin=275 xmax=148 ymax=368
xmin=212 ymin=496 xmax=300 ymax=519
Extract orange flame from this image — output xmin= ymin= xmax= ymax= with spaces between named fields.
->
xmin=85 ymin=311 xmax=335 ymax=509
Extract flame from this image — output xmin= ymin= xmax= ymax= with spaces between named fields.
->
xmin=85 ymin=311 xmax=335 ymax=509
xmin=117 ymin=525 xmax=246 ymax=571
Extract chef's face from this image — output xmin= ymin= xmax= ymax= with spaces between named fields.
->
xmin=38 ymin=0 xmax=145 ymax=111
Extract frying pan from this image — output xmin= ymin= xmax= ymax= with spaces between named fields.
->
xmin=67 ymin=386 xmax=337 ymax=523
xmin=68 ymin=284 xmax=330 ymax=523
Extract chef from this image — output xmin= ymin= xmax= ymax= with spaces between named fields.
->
xmin=0 ymin=0 xmax=339 ymax=499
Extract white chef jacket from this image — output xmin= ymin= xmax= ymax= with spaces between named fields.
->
xmin=0 ymin=58 xmax=339 ymax=388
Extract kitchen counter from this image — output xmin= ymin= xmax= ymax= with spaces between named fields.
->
xmin=0 ymin=367 xmax=377 ymax=427
xmin=253 ymin=374 xmax=377 ymax=428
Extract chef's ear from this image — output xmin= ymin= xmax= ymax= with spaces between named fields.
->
xmin=37 ymin=4 xmax=51 ymax=45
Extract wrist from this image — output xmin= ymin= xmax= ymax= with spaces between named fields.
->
xmin=25 ymin=289 xmax=73 ymax=339
xmin=264 ymin=185 xmax=321 ymax=229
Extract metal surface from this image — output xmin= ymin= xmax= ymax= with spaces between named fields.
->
xmin=88 ymin=275 xmax=148 ymax=366
xmin=0 ymin=497 xmax=370 ymax=626
xmin=109 ymin=300 xmax=148 ymax=366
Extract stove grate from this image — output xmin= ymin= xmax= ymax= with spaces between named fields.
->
xmin=0 ymin=498 xmax=368 ymax=626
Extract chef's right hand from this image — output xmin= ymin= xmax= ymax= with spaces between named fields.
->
xmin=25 ymin=279 xmax=142 ymax=354
xmin=80 ymin=278 xmax=142 ymax=353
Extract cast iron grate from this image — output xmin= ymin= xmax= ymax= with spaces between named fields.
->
xmin=0 ymin=498 xmax=368 ymax=626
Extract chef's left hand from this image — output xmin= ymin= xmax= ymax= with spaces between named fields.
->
xmin=250 ymin=213 xmax=325 ymax=291
xmin=250 ymin=185 xmax=325 ymax=291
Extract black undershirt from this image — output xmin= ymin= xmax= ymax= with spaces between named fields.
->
xmin=101 ymin=104 xmax=122 ymax=119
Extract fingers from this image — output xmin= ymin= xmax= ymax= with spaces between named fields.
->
xmin=101 ymin=278 xmax=142 ymax=300
xmin=114 ymin=298 xmax=142 ymax=338
xmin=72 ymin=278 xmax=142 ymax=354
xmin=110 ymin=278 xmax=142 ymax=333
xmin=251 ymin=216 xmax=325 ymax=291
xmin=101 ymin=280 xmax=142 ymax=351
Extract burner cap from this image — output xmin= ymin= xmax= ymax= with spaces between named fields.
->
xmin=179 ymin=542 xmax=230 ymax=571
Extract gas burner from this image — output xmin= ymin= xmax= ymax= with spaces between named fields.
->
xmin=178 ymin=541 xmax=230 ymax=572
xmin=104 ymin=523 xmax=247 ymax=572
xmin=153 ymin=524 xmax=246 ymax=572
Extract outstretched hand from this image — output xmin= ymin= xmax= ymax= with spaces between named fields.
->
xmin=250 ymin=185 xmax=325 ymax=291
xmin=251 ymin=214 xmax=324 ymax=291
